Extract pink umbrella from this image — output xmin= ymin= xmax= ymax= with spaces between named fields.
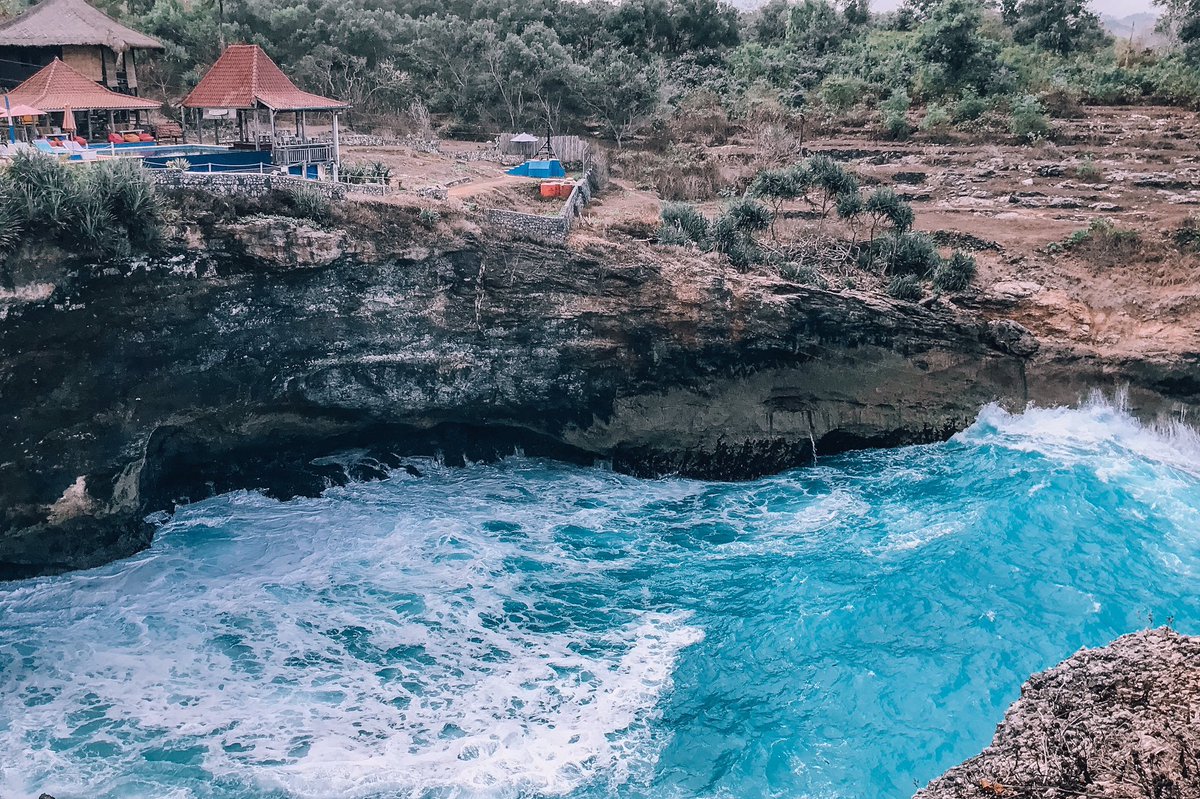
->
xmin=60 ymin=104 xmax=77 ymax=133
xmin=0 ymin=103 xmax=45 ymax=119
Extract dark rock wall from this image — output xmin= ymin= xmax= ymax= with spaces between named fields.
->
xmin=1 ymin=232 xmax=1195 ymax=578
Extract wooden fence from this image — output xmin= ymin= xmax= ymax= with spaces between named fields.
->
xmin=499 ymin=133 xmax=592 ymax=164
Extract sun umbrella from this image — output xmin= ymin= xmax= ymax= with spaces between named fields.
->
xmin=510 ymin=132 xmax=538 ymax=143
xmin=0 ymin=102 xmax=45 ymax=119
xmin=61 ymin=104 xmax=77 ymax=133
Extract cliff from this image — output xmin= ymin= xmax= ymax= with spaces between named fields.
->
xmin=0 ymin=204 xmax=1196 ymax=578
xmin=916 ymin=628 xmax=1200 ymax=799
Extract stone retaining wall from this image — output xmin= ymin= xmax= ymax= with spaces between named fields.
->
xmin=481 ymin=172 xmax=593 ymax=241
xmin=150 ymin=171 xmax=348 ymax=200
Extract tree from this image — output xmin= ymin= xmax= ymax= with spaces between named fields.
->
xmin=1156 ymin=0 xmax=1200 ymax=63
xmin=1002 ymin=0 xmax=1108 ymax=55
xmin=576 ymin=52 xmax=661 ymax=147
xmin=914 ymin=0 xmax=1002 ymax=94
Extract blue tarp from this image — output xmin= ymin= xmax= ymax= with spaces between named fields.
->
xmin=507 ymin=159 xmax=566 ymax=178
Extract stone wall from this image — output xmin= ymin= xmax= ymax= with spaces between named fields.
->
xmin=481 ymin=172 xmax=593 ymax=241
xmin=150 ymin=171 xmax=349 ymax=200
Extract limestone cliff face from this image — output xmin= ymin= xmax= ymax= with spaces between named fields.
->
xmin=0 ymin=216 xmax=1195 ymax=578
xmin=915 ymin=628 xmax=1200 ymax=799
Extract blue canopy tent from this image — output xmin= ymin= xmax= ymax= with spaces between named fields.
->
xmin=507 ymin=159 xmax=565 ymax=179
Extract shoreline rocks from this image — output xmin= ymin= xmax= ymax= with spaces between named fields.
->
xmin=915 ymin=628 xmax=1200 ymax=799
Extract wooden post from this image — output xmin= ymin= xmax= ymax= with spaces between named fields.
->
xmin=300 ymin=110 xmax=306 ymax=141
xmin=331 ymin=111 xmax=340 ymax=182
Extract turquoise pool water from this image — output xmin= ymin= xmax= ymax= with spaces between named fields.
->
xmin=1 ymin=399 xmax=1198 ymax=799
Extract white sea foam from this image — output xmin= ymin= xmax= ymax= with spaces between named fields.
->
xmin=0 ymin=472 xmax=704 ymax=799
xmin=956 ymin=392 xmax=1200 ymax=476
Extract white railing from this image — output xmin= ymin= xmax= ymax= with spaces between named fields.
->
xmin=272 ymin=142 xmax=335 ymax=166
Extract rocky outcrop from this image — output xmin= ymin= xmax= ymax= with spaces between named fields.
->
xmin=915 ymin=628 xmax=1200 ymax=799
xmin=1 ymin=215 xmax=1197 ymax=579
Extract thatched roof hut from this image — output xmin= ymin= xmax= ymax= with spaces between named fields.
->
xmin=0 ymin=0 xmax=163 ymax=92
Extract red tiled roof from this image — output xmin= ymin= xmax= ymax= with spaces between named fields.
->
xmin=183 ymin=44 xmax=349 ymax=111
xmin=6 ymin=58 xmax=160 ymax=112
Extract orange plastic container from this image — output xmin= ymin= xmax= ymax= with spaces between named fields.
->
xmin=557 ymin=182 xmax=575 ymax=198
xmin=539 ymin=182 xmax=559 ymax=199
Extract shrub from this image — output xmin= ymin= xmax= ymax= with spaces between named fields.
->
xmin=724 ymin=197 xmax=772 ymax=234
xmin=0 ymin=153 xmax=162 ymax=256
xmin=888 ymin=231 xmax=942 ymax=275
xmin=1010 ymin=94 xmax=1050 ymax=141
xmin=1074 ymin=156 xmax=1103 ymax=182
xmin=919 ymin=103 xmax=952 ymax=136
xmin=659 ymin=201 xmax=709 ymax=246
xmin=887 ymin=273 xmax=923 ymax=301
xmin=818 ymin=75 xmax=869 ymax=114
xmin=656 ymin=224 xmax=692 ymax=246
xmin=780 ymin=262 xmax=827 ymax=288
xmin=418 ymin=207 xmax=440 ymax=228
xmin=953 ymin=90 xmax=989 ymax=123
xmin=0 ymin=192 xmax=22 ymax=254
xmin=864 ymin=187 xmax=915 ymax=235
xmin=880 ymin=88 xmax=912 ymax=140
xmin=1174 ymin=217 xmax=1200 ymax=253
xmin=165 ymin=157 xmax=191 ymax=171
xmin=286 ymin=186 xmax=331 ymax=222
xmin=339 ymin=161 xmax=393 ymax=186
xmin=933 ymin=251 xmax=977 ymax=291
xmin=1052 ymin=219 xmax=1141 ymax=265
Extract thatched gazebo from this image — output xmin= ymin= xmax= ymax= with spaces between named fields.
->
xmin=0 ymin=0 xmax=163 ymax=93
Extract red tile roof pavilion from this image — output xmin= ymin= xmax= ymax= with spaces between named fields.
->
xmin=6 ymin=57 xmax=159 ymax=112
xmin=183 ymin=44 xmax=349 ymax=112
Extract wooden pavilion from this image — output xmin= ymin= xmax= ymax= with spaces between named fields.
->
xmin=0 ymin=0 xmax=163 ymax=93
xmin=6 ymin=57 xmax=158 ymax=140
xmin=183 ymin=44 xmax=349 ymax=177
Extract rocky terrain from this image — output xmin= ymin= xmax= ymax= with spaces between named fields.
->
xmin=916 ymin=628 xmax=1200 ymax=799
xmin=2 ymin=108 xmax=1200 ymax=579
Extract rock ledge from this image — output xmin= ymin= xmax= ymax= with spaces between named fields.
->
xmin=916 ymin=628 xmax=1200 ymax=799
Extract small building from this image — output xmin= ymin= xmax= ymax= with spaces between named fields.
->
xmin=183 ymin=44 xmax=349 ymax=178
xmin=0 ymin=0 xmax=164 ymax=93
xmin=6 ymin=57 xmax=158 ymax=140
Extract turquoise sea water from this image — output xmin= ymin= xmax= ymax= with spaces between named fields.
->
xmin=2 ymin=399 xmax=1200 ymax=799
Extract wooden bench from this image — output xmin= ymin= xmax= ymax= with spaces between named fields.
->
xmin=154 ymin=122 xmax=183 ymax=143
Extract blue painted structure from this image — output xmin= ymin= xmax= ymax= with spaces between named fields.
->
xmin=507 ymin=159 xmax=565 ymax=178
xmin=139 ymin=150 xmax=272 ymax=172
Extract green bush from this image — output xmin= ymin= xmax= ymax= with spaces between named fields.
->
xmin=418 ymin=207 xmax=440 ymax=227
xmin=780 ymin=262 xmax=827 ymax=287
xmin=880 ymin=88 xmax=912 ymax=140
xmin=1074 ymin=156 xmax=1102 ymax=182
xmin=864 ymin=187 xmax=914 ymax=234
xmin=723 ymin=197 xmax=772 ymax=233
xmin=339 ymin=161 xmax=393 ymax=185
xmin=818 ymin=75 xmax=869 ymax=114
xmin=919 ymin=103 xmax=952 ymax=134
xmin=933 ymin=251 xmax=977 ymax=291
xmin=888 ymin=230 xmax=942 ymax=275
xmin=659 ymin=201 xmax=710 ymax=246
xmin=887 ymin=273 xmax=923 ymax=301
xmin=285 ymin=186 xmax=332 ymax=222
xmin=0 ymin=152 xmax=162 ymax=256
xmin=1010 ymin=94 xmax=1050 ymax=141
xmin=953 ymin=90 xmax=990 ymax=123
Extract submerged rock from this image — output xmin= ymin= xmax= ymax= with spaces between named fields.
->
xmin=915 ymin=628 xmax=1200 ymax=799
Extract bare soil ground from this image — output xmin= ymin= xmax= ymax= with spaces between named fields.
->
xmin=343 ymin=107 xmax=1200 ymax=364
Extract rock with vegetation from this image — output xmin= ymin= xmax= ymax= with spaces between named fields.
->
xmin=915 ymin=628 xmax=1200 ymax=799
